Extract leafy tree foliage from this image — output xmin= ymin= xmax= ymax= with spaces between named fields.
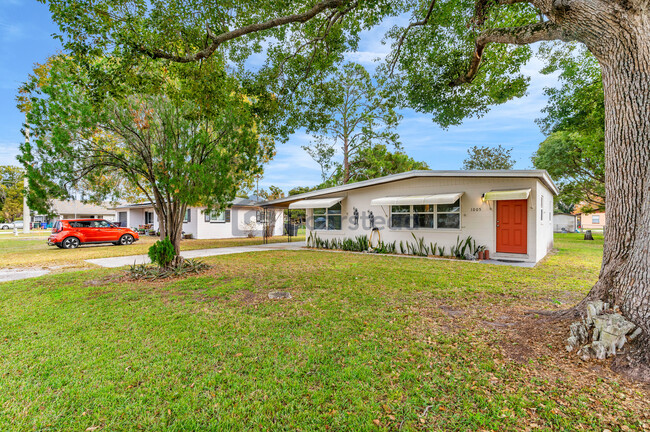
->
xmin=301 ymin=63 xmax=401 ymax=184
xmin=288 ymin=186 xmax=315 ymax=196
xmin=258 ymin=186 xmax=285 ymax=201
xmin=462 ymin=145 xmax=515 ymax=170
xmin=555 ymin=200 xmax=575 ymax=215
xmin=0 ymin=166 xmax=25 ymax=223
xmin=302 ymin=138 xmax=336 ymax=182
xmin=533 ymin=44 xmax=605 ymax=212
xmin=347 ymin=144 xmax=428 ymax=182
xmin=20 ymin=56 xmax=275 ymax=260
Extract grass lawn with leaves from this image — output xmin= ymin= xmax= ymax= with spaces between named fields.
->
xmin=0 ymin=234 xmax=304 ymax=269
xmin=0 ymin=233 xmax=648 ymax=430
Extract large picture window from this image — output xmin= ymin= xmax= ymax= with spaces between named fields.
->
xmin=390 ymin=200 xmax=460 ymax=229
xmin=313 ymin=203 xmax=342 ymax=230
xmin=205 ymin=209 xmax=231 ymax=223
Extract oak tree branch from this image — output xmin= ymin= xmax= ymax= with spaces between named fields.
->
xmin=450 ymin=21 xmax=572 ymax=86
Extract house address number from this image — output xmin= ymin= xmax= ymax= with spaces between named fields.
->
xmin=470 ymin=207 xmax=482 ymax=212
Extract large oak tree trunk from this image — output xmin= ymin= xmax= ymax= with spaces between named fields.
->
xmin=578 ymin=15 xmax=650 ymax=362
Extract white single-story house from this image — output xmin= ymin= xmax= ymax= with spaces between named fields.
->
xmin=553 ymin=213 xmax=578 ymax=233
xmin=261 ymin=170 xmax=558 ymax=263
xmin=112 ymin=198 xmax=284 ymax=239
xmin=32 ymin=200 xmax=117 ymax=228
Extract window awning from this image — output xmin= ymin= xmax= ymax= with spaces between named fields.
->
xmin=370 ymin=192 xmax=464 ymax=206
xmin=288 ymin=197 xmax=344 ymax=209
xmin=482 ymin=188 xmax=531 ymax=201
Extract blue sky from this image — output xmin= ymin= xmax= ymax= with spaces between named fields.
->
xmin=0 ymin=1 xmax=559 ymax=192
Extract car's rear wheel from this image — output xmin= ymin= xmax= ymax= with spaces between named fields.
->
xmin=119 ymin=234 xmax=134 ymax=245
xmin=0 ymin=225 xmax=9 ymax=230
xmin=62 ymin=237 xmax=80 ymax=249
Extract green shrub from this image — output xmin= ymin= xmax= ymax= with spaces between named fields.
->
xmin=148 ymin=237 xmax=176 ymax=268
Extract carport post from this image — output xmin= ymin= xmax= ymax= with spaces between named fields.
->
xmin=263 ymin=208 xmax=268 ymax=245
xmin=288 ymin=209 xmax=292 ymax=243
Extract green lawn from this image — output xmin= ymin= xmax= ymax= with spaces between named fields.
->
xmin=0 ymin=233 xmax=648 ymax=430
xmin=0 ymin=234 xmax=304 ymax=269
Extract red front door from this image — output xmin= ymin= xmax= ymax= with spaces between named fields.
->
xmin=496 ymin=200 xmax=528 ymax=254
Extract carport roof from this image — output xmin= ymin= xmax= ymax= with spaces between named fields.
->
xmin=112 ymin=197 xmax=262 ymax=210
xmin=260 ymin=170 xmax=558 ymax=208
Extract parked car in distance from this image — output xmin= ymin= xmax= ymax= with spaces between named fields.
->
xmin=0 ymin=220 xmax=22 ymax=229
xmin=48 ymin=219 xmax=139 ymax=249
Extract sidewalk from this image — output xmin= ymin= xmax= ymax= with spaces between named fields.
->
xmin=86 ymin=241 xmax=305 ymax=268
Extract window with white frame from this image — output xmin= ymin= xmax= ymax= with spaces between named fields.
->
xmin=183 ymin=209 xmax=191 ymax=223
xmin=205 ymin=209 xmax=230 ymax=223
xmin=313 ymin=203 xmax=341 ymax=230
xmin=390 ymin=200 xmax=461 ymax=229
xmin=592 ymin=215 xmax=600 ymax=224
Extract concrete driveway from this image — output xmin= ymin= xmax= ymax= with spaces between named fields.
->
xmin=86 ymin=242 xmax=305 ymax=268
xmin=0 ymin=268 xmax=51 ymax=283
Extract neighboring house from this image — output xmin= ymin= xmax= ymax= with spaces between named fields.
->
xmin=261 ymin=170 xmax=558 ymax=264
xmin=32 ymin=200 xmax=117 ymax=227
xmin=578 ymin=212 xmax=606 ymax=230
xmin=553 ymin=213 xmax=578 ymax=233
xmin=112 ymin=198 xmax=284 ymax=239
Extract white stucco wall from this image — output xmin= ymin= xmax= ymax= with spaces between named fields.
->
xmin=305 ymin=176 xmax=554 ymax=263
xmin=534 ymin=180 xmax=555 ymax=262
xmin=196 ymin=207 xmax=283 ymax=239
xmin=553 ymin=214 xmax=577 ymax=232
xmin=120 ymin=206 xmax=284 ymax=239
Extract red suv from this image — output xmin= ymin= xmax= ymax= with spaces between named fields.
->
xmin=48 ymin=219 xmax=139 ymax=249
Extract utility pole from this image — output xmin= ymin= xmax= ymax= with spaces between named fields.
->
xmin=23 ymin=118 xmax=31 ymax=234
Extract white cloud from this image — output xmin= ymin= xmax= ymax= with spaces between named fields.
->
xmin=0 ymin=141 xmax=21 ymax=166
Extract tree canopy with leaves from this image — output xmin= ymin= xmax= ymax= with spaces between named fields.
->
xmin=533 ymin=44 xmax=605 ymax=212
xmin=20 ymin=55 xmax=275 ymax=261
xmin=462 ymin=145 xmax=515 ymax=170
xmin=40 ymin=0 xmax=650 ymax=364
xmin=0 ymin=166 xmax=25 ymax=223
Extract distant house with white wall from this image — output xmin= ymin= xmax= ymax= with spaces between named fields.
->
xmin=261 ymin=170 xmax=558 ymax=264
xmin=32 ymin=200 xmax=116 ymax=227
xmin=553 ymin=213 xmax=578 ymax=233
xmin=113 ymin=198 xmax=284 ymax=239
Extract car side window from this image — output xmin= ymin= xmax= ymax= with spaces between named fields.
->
xmin=71 ymin=221 xmax=92 ymax=228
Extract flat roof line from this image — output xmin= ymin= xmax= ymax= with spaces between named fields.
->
xmin=261 ymin=170 xmax=558 ymax=207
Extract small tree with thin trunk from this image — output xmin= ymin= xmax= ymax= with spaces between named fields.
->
xmin=19 ymin=56 xmax=275 ymax=265
xmin=302 ymin=63 xmax=401 ymax=184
